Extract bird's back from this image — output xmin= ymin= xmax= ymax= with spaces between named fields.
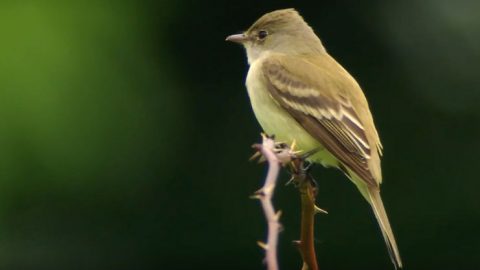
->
xmin=306 ymin=53 xmax=383 ymax=184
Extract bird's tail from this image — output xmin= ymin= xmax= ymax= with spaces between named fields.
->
xmin=367 ymin=187 xmax=403 ymax=269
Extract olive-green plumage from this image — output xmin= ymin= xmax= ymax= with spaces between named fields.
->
xmin=227 ymin=8 xmax=402 ymax=269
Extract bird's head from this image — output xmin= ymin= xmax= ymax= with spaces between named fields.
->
xmin=226 ymin=8 xmax=325 ymax=64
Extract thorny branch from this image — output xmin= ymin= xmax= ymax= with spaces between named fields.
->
xmin=251 ymin=134 xmax=327 ymax=270
xmin=289 ymin=157 xmax=327 ymax=270
xmin=251 ymin=134 xmax=292 ymax=270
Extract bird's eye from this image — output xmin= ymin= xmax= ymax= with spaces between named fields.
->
xmin=258 ymin=30 xmax=268 ymax=40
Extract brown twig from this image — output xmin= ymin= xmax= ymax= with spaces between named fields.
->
xmin=300 ymin=179 xmax=319 ymax=270
xmin=290 ymin=157 xmax=326 ymax=270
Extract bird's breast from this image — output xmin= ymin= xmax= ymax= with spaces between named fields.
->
xmin=245 ymin=59 xmax=338 ymax=167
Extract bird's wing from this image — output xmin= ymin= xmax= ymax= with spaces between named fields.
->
xmin=261 ymin=54 xmax=378 ymax=186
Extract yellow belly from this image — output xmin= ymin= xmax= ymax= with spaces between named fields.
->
xmin=245 ymin=60 xmax=338 ymax=168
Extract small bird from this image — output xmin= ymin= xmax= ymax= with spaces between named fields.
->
xmin=226 ymin=8 xmax=402 ymax=268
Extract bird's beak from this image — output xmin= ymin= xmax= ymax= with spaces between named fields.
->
xmin=225 ymin=33 xmax=248 ymax=44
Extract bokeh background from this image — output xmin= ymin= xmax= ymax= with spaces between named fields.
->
xmin=0 ymin=1 xmax=479 ymax=269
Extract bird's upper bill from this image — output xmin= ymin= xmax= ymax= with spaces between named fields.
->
xmin=225 ymin=33 xmax=249 ymax=44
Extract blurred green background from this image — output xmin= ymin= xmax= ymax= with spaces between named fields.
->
xmin=0 ymin=1 xmax=479 ymax=269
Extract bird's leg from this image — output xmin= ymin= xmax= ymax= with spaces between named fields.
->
xmin=302 ymin=160 xmax=314 ymax=172
xmin=287 ymin=152 xmax=327 ymax=212
xmin=285 ymin=148 xmax=314 ymax=186
xmin=300 ymin=147 xmax=320 ymax=160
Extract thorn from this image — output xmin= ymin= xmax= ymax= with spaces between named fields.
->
xmin=301 ymin=147 xmax=321 ymax=159
xmin=252 ymin=188 xmax=265 ymax=198
xmin=261 ymin=132 xmax=275 ymax=140
xmin=275 ymin=210 xmax=282 ymax=220
xmin=292 ymin=240 xmax=301 ymax=249
xmin=249 ymin=194 xmax=261 ymax=200
xmin=257 ymin=241 xmax=268 ymax=250
xmin=291 ymin=150 xmax=302 ymax=156
xmin=250 ymin=189 xmax=265 ymax=199
xmin=303 ymin=161 xmax=313 ymax=172
xmin=290 ymin=139 xmax=297 ymax=151
xmin=314 ymin=205 xmax=328 ymax=214
xmin=257 ymin=155 xmax=266 ymax=163
xmin=285 ymin=176 xmax=295 ymax=186
xmin=249 ymin=151 xmax=261 ymax=161
xmin=251 ymin=143 xmax=261 ymax=150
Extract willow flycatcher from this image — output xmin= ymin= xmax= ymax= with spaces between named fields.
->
xmin=226 ymin=8 xmax=402 ymax=269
